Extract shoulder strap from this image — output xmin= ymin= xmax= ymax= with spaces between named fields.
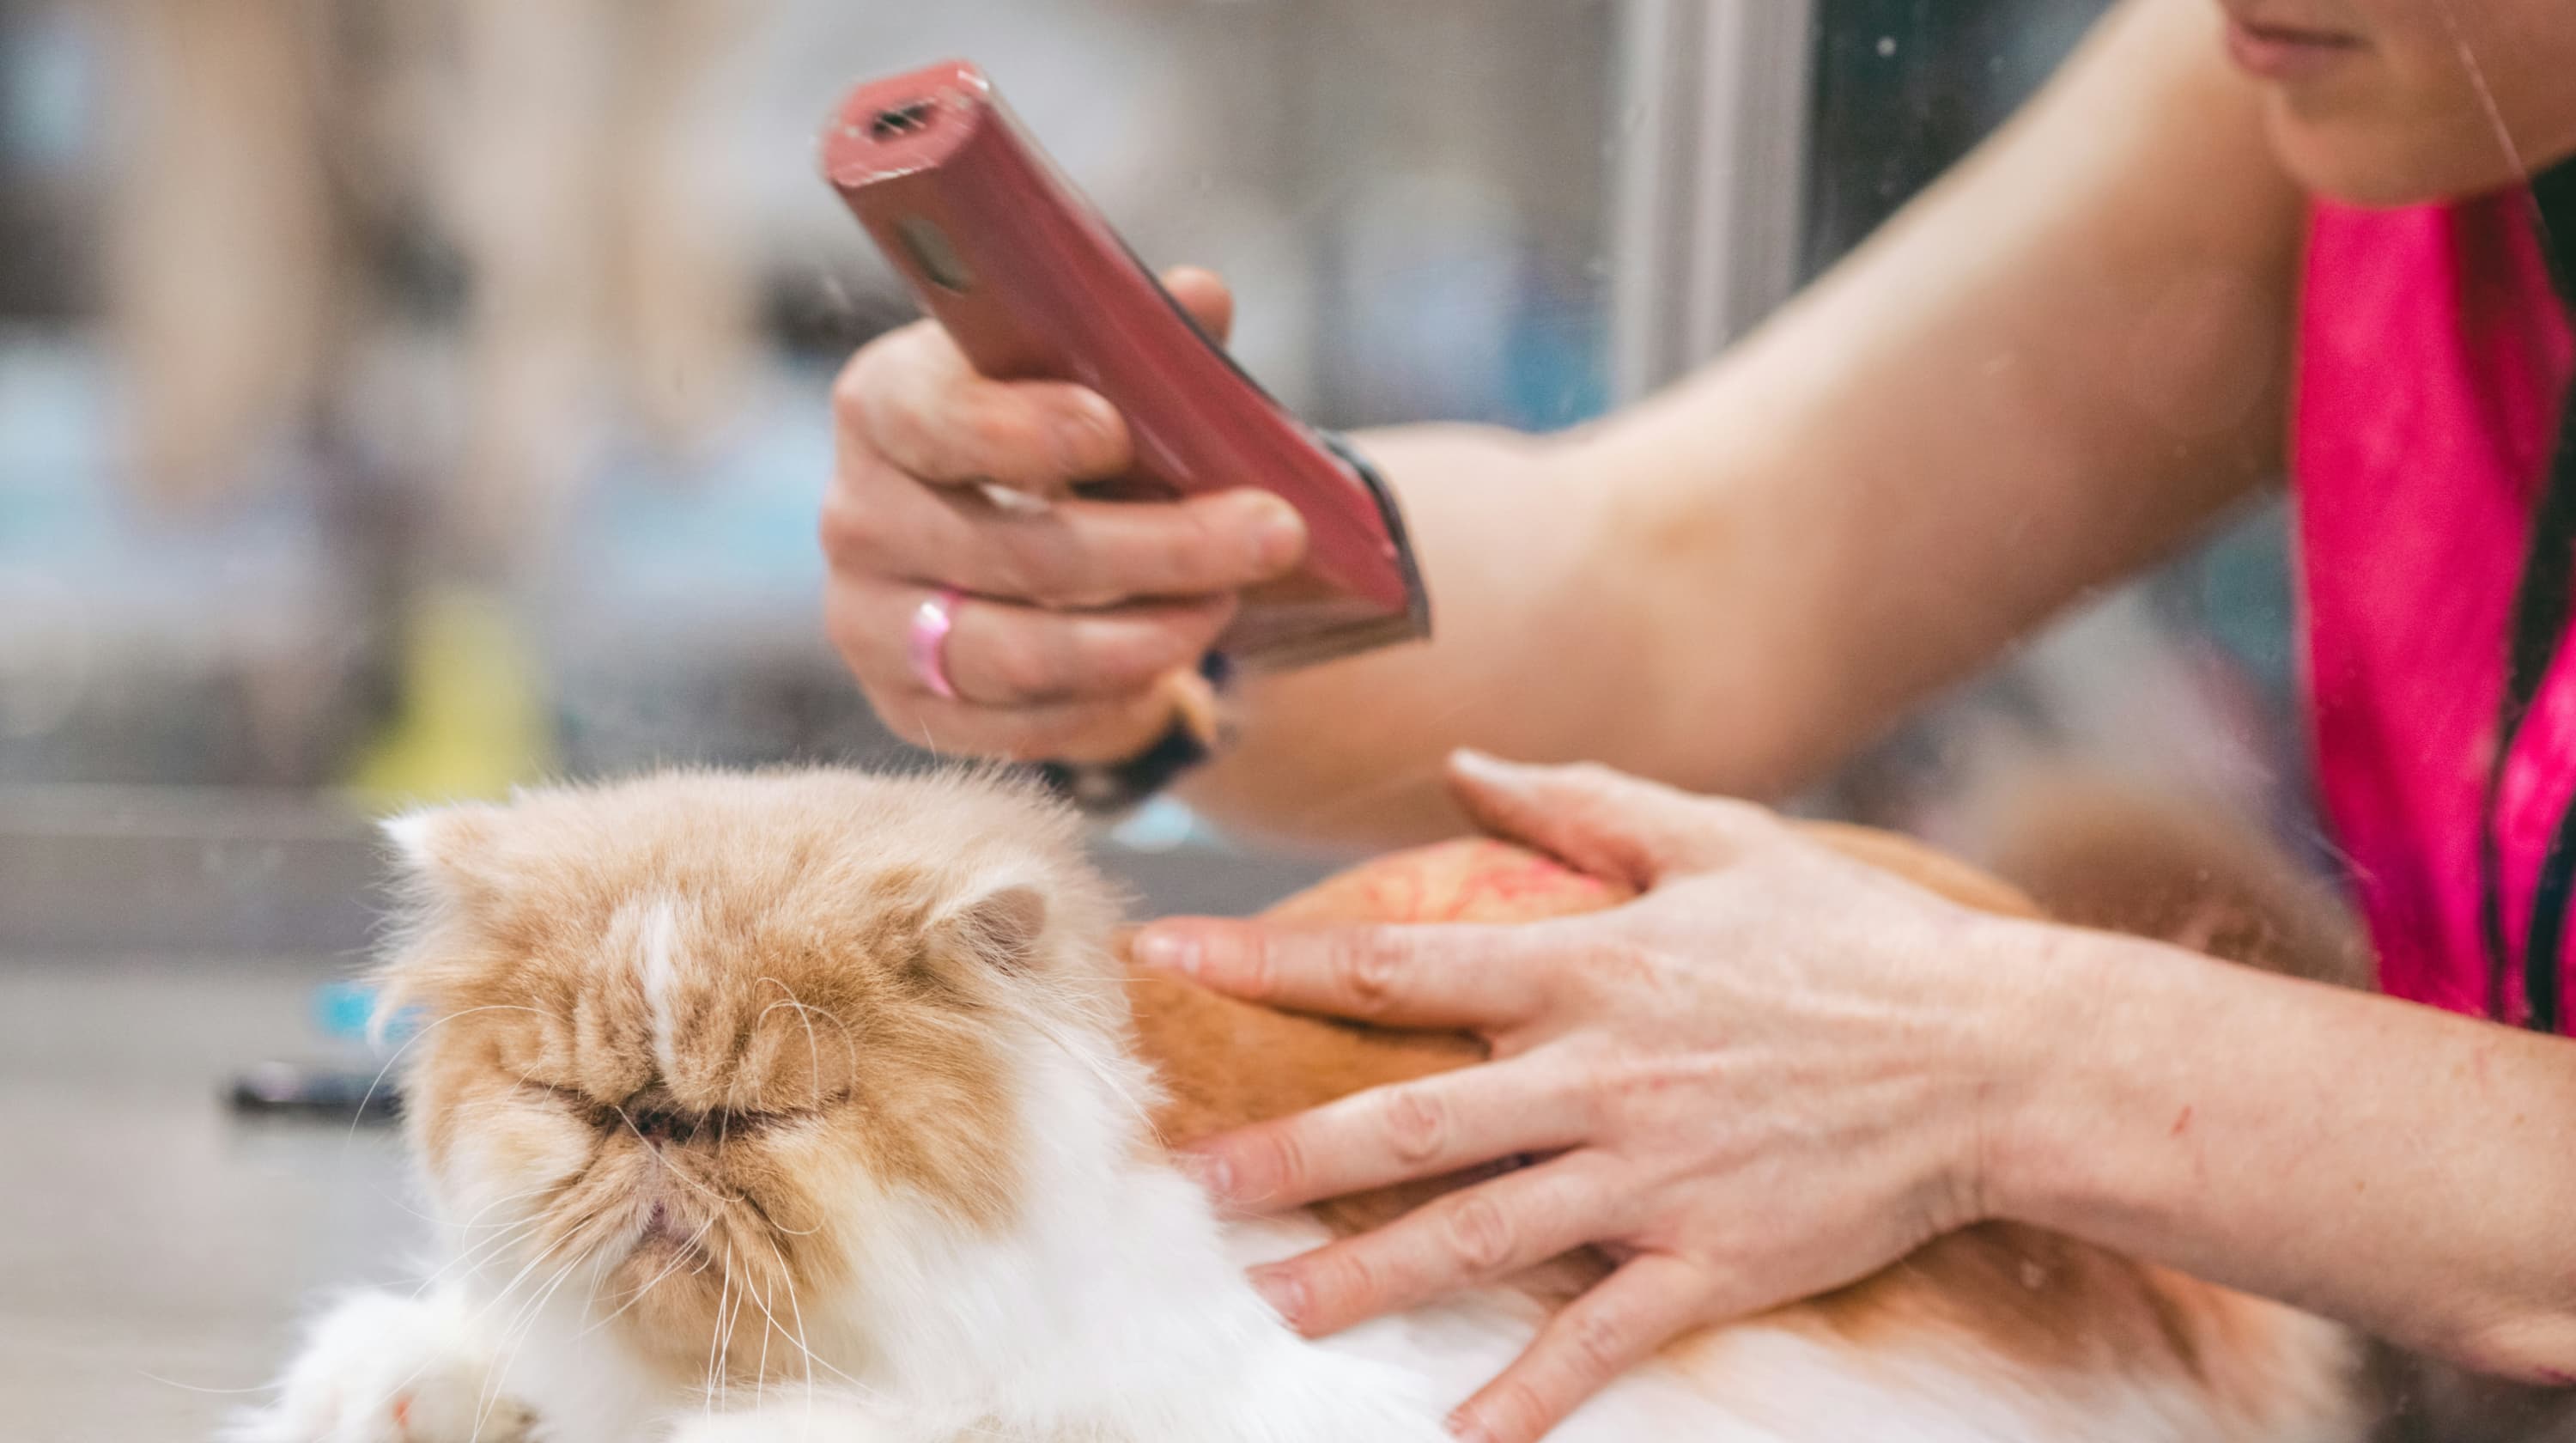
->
xmin=2482 ymin=159 xmax=2576 ymax=1032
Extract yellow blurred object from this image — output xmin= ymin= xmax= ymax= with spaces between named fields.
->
xmin=346 ymin=588 xmax=555 ymax=808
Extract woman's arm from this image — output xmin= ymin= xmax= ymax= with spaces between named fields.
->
xmin=1995 ymin=926 xmax=2576 ymax=1381
xmin=821 ymin=0 xmax=2302 ymax=844
xmin=1185 ymin=0 xmax=2307 ymax=845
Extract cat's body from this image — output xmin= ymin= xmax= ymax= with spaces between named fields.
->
xmin=234 ymin=769 xmax=2362 ymax=1442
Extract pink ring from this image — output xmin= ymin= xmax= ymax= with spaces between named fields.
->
xmin=908 ymin=587 xmax=964 ymax=701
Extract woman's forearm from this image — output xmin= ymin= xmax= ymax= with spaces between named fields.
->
xmin=1989 ymin=923 xmax=2576 ymax=1379
xmin=1178 ymin=420 xmax=1683 ymax=848
xmin=1179 ymin=0 xmax=2300 ymax=850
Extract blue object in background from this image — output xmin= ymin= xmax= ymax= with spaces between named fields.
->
xmin=1503 ymin=296 xmax=1611 ymax=432
xmin=312 ymin=979 xmax=419 ymax=1047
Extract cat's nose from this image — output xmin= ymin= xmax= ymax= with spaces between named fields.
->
xmin=632 ymin=1108 xmax=693 ymax=1146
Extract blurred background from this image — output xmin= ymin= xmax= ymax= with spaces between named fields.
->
xmin=0 ymin=0 xmax=2306 ymax=840
xmin=0 ymin=1 xmax=2318 ymax=1430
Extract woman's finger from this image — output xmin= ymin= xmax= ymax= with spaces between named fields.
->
xmin=1160 ymin=265 xmax=1236 ymax=344
xmin=1130 ymin=917 xmax=1549 ymax=1030
xmin=1447 ymin=1254 xmax=1716 ymax=1443
xmin=836 ymin=328 xmax=1132 ymax=493
xmin=1182 ymin=1056 xmax=1590 ymax=1213
xmin=827 ymin=577 xmax=1234 ymax=707
xmin=832 ymin=265 xmax=1232 ymax=498
xmin=1444 ymin=751 xmax=1778 ymax=888
xmin=1250 ymin=1158 xmax=1614 ymax=1336
xmin=822 ymin=467 xmax=1307 ymax=609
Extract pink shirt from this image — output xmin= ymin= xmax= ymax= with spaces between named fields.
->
xmin=2298 ymin=192 xmax=2574 ymax=1022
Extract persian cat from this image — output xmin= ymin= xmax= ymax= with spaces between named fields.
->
xmin=232 ymin=768 xmax=2360 ymax=1441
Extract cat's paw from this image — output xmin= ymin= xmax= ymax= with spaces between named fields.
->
xmin=225 ymin=1289 xmax=539 ymax=1443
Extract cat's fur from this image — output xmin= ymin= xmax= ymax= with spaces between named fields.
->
xmin=232 ymin=767 xmax=2363 ymax=1442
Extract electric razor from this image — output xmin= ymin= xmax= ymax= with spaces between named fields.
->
xmin=819 ymin=61 xmax=1431 ymax=802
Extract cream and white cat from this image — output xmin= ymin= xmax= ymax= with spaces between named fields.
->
xmin=232 ymin=768 xmax=2363 ymax=1442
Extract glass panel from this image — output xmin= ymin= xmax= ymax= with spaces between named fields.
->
xmin=1801 ymin=0 xmax=2312 ymax=873
xmin=8 ymin=1 xmax=2495 ymax=1432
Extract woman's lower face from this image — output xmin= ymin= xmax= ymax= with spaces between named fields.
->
xmin=2211 ymin=0 xmax=2576 ymax=203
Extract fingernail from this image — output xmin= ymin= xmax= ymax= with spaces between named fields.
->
xmin=1134 ymin=929 xmax=1201 ymax=977
xmin=1175 ymin=1148 xmax=1232 ymax=1197
xmin=1446 ymin=1409 xmax=1493 ymax=1442
xmin=1246 ymin=496 xmax=1307 ymax=570
xmin=1250 ymin=1265 xmax=1307 ymax=1324
xmin=1449 ymin=747 xmax=1508 ymax=780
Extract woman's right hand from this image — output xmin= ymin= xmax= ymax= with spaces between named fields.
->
xmin=821 ymin=266 xmax=1309 ymax=764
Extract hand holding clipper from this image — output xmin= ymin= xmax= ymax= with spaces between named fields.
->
xmin=819 ymin=61 xmax=1430 ymax=808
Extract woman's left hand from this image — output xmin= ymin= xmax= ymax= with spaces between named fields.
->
xmin=1132 ymin=752 xmax=2045 ymax=1443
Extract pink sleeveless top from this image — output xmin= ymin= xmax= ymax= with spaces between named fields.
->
xmin=2298 ymin=193 xmax=2574 ymax=1021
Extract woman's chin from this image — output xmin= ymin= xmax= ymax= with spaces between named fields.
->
xmin=2263 ymin=100 xmax=2540 ymax=208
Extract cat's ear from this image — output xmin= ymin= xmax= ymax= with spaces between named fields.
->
xmin=936 ymin=879 xmax=1050 ymax=972
xmin=374 ymin=802 xmax=511 ymax=1024
xmin=381 ymin=801 xmax=507 ymax=898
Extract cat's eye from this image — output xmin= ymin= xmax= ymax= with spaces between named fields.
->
xmin=624 ymin=1103 xmax=788 ymax=1145
xmin=511 ymin=1079 xmax=850 ymax=1141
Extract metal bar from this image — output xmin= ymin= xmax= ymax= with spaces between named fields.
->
xmin=1607 ymin=0 xmax=1817 ymax=403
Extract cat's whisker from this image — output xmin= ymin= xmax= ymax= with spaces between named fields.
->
xmin=467 ymin=1224 xmax=593 ymax=1347
xmin=505 ymin=1249 xmax=589 ymax=1343
xmin=468 ymin=1269 xmax=589 ymax=1443
xmin=746 ymin=1256 xmax=917 ymax=1434
xmin=714 ymin=1059 xmax=744 ymax=1160
xmin=746 ymin=1256 xmax=777 ymax=1408
xmin=738 ymin=1233 xmax=1030 ymax=1441
xmin=474 ymin=1250 xmax=588 ymax=1442
xmin=478 ymin=1232 xmax=592 ymax=1362
xmin=338 ymin=1003 xmax=552 ymax=1154
xmin=446 ymin=1180 xmax=573 ymax=1236
xmin=337 ymin=1228 xmax=586 ymax=1442
xmin=731 ymin=1262 xmax=831 ymax=1423
xmin=419 ymin=1215 xmax=539 ymax=1282
xmin=753 ymin=978 xmax=861 ymax=1112
xmin=493 ymin=1248 xmax=586 ymax=1355
xmin=708 ymin=1251 xmax=738 ymax=1410
xmin=462 ymin=1244 xmax=566 ymax=1341
xmin=375 ymin=1172 xmax=570 ymax=1233
xmin=719 ymin=1244 xmax=752 ymax=1410
xmin=575 ymin=1211 xmax=721 ymax=1336
xmin=428 ymin=1183 xmax=585 ymax=1279
xmin=732 ymin=1240 xmax=939 ymax=1435
xmin=374 ymin=1191 xmax=453 ymax=1227
xmin=758 ymin=1234 xmax=819 ymax=1423
xmin=702 ymin=1241 xmax=733 ymax=1414
xmin=133 ymin=1370 xmax=276 ymax=1396
xmin=412 ymin=1217 xmax=549 ymax=1300
xmin=738 ymin=1183 xmax=826 ymax=1239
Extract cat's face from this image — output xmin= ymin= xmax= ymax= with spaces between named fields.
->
xmin=378 ymin=770 xmax=1120 ymax=1380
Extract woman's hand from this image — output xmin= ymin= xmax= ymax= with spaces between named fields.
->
xmin=1133 ymin=752 xmax=2044 ymax=1442
xmin=820 ymin=266 xmax=1309 ymax=764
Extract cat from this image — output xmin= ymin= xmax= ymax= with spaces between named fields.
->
xmin=229 ymin=766 xmax=2364 ymax=1442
